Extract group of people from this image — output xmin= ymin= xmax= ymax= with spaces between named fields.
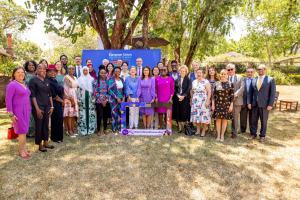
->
xmin=6 ymin=54 xmax=276 ymax=159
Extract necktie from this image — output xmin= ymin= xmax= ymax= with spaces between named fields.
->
xmin=139 ymin=68 xmax=141 ymax=76
xmin=257 ymin=76 xmax=263 ymax=91
xmin=78 ymin=67 xmax=81 ymax=77
xmin=247 ymin=79 xmax=250 ymax=92
xmin=230 ymin=76 xmax=232 ymax=82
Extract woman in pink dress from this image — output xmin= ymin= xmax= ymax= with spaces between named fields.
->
xmin=155 ymin=66 xmax=174 ymax=129
xmin=63 ymin=65 xmax=79 ymax=137
xmin=6 ymin=67 xmax=32 ymax=159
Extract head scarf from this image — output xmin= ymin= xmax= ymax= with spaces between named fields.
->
xmin=78 ymin=66 xmax=94 ymax=92
xmin=87 ymin=64 xmax=97 ymax=79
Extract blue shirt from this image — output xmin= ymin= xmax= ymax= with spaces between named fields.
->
xmin=125 ymin=76 xmax=140 ymax=98
xmin=190 ymin=72 xmax=197 ymax=83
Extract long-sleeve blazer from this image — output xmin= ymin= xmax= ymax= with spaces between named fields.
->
xmin=242 ymin=77 xmax=248 ymax=108
xmin=175 ymin=76 xmax=192 ymax=98
xmin=247 ymin=75 xmax=276 ymax=108
xmin=227 ymin=74 xmax=244 ymax=106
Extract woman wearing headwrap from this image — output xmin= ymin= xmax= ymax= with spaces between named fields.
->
xmin=77 ymin=66 xmax=96 ymax=135
xmin=87 ymin=64 xmax=97 ymax=79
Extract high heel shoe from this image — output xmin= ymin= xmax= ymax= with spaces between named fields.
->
xmin=66 ymin=131 xmax=76 ymax=138
xmin=27 ymin=153 xmax=31 ymax=157
xmin=19 ymin=152 xmax=28 ymax=159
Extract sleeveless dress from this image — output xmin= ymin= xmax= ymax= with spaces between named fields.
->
xmin=190 ymin=79 xmax=211 ymax=124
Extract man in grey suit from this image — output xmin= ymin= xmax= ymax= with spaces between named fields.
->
xmin=239 ymin=67 xmax=255 ymax=134
xmin=247 ymin=65 xmax=276 ymax=142
xmin=226 ymin=63 xmax=244 ymax=138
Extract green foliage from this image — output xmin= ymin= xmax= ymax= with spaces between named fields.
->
xmin=266 ymin=68 xmax=295 ymax=85
xmin=0 ymin=0 xmax=35 ymax=32
xmin=274 ymin=65 xmax=300 ymax=75
xmin=13 ymin=36 xmax=43 ymax=61
xmin=0 ymin=57 xmax=19 ymax=76
xmin=288 ymin=75 xmax=300 ymax=84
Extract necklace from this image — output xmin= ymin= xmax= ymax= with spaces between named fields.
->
xmin=15 ymin=80 xmax=24 ymax=84
xmin=130 ymin=76 xmax=137 ymax=83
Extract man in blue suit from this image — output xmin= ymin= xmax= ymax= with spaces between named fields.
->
xmin=247 ymin=65 xmax=276 ymax=142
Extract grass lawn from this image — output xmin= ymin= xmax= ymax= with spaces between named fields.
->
xmin=0 ymin=85 xmax=300 ymax=199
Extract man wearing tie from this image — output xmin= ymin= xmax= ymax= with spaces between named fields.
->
xmin=226 ymin=63 xmax=245 ymax=138
xmin=247 ymin=65 xmax=276 ymax=142
xmin=136 ymin=57 xmax=143 ymax=77
xmin=74 ymin=56 xmax=82 ymax=78
xmin=239 ymin=67 xmax=254 ymax=134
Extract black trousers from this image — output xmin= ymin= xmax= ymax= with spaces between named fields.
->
xmin=240 ymin=105 xmax=253 ymax=133
xmin=50 ymin=104 xmax=63 ymax=141
xmin=250 ymin=105 xmax=269 ymax=137
xmin=96 ymin=103 xmax=108 ymax=131
xmin=32 ymin=105 xmax=50 ymax=145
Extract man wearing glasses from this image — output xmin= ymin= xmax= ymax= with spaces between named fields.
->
xmin=247 ymin=65 xmax=276 ymax=142
xmin=226 ymin=63 xmax=245 ymax=138
xmin=136 ymin=57 xmax=143 ymax=77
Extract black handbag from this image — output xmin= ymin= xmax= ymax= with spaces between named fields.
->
xmin=189 ymin=123 xmax=197 ymax=133
xmin=184 ymin=124 xmax=196 ymax=136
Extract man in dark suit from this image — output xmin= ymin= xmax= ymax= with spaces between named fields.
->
xmin=74 ymin=56 xmax=82 ymax=78
xmin=247 ymin=65 xmax=276 ymax=142
xmin=239 ymin=67 xmax=254 ymax=134
xmin=226 ymin=63 xmax=244 ymax=138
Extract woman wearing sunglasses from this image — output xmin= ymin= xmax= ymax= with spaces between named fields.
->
xmin=155 ymin=66 xmax=174 ymax=129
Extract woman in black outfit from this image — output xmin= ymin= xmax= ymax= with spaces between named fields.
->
xmin=47 ymin=65 xmax=64 ymax=143
xmin=175 ymin=65 xmax=192 ymax=133
xmin=29 ymin=64 xmax=54 ymax=152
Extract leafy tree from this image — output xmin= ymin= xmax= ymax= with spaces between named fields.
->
xmin=0 ymin=0 xmax=35 ymax=47
xmin=26 ymin=0 xmax=160 ymax=49
xmin=13 ymin=36 xmax=43 ymax=61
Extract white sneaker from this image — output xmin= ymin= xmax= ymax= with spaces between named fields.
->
xmin=115 ymin=133 xmax=118 ymax=135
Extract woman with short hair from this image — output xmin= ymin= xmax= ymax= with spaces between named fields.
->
xmin=24 ymin=60 xmax=37 ymax=137
xmin=108 ymin=67 xmax=126 ymax=134
xmin=63 ymin=65 xmax=79 ymax=137
xmin=77 ymin=66 xmax=97 ymax=135
xmin=47 ymin=65 xmax=64 ymax=143
xmin=29 ymin=64 xmax=54 ymax=152
xmin=6 ymin=66 xmax=32 ymax=158
xmin=175 ymin=65 xmax=192 ymax=133
xmin=125 ymin=66 xmax=140 ymax=129
xmin=189 ymin=61 xmax=200 ymax=83
xmin=190 ymin=69 xmax=211 ymax=137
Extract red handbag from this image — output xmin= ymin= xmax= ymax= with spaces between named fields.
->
xmin=7 ymin=123 xmax=18 ymax=139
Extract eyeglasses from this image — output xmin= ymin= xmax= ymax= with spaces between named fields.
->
xmin=257 ymin=68 xmax=266 ymax=71
xmin=171 ymin=65 xmax=177 ymax=67
xmin=227 ymin=69 xmax=234 ymax=71
xmin=160 ymin=69 xmax=167 ymax=71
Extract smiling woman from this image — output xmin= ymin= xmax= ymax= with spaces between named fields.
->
xmin=6 ymin=66 xmax=32 ymax=159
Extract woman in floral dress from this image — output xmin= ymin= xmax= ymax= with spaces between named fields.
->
xmin=77 ymin=66 xmax=96 ymax=135
xmin=190 ymin=69 xmax=211 ymax=137
xmin=63 ymin=65 xmax=79 ymax=137
xmin=24 ymin=60 xmax=37 ymax=137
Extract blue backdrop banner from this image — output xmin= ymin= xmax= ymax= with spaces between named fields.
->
xmin=82 ymin=49 xmax=161 ymax=73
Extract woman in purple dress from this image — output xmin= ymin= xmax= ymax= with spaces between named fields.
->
xmin=6 ymin=67 xmax=32 ymax=159
xmin=155 ymin=66 xmax=174 ymax=129
xmin=136 ymin=66 xmax=156 ymax=129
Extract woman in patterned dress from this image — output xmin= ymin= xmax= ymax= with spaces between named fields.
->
xmin=63 ymin=65 xmax=79 ymax=137
xmin=93 ymin=67 xmax=109 ymax=136
xmin=212 ymin=69 xmax=234 ymax=141
xmin=24 ymin=60 xmax=37 ymax=137
xmin=108 ymin=67 xmax=126 ymax=134
xmin=77 ymin=66 xmax=96 ymax=135
xmin=190 ymin=69 xmax=211 ymax=136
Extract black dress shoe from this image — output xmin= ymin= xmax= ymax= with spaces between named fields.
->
xmin=178 ymin=130 xmax=182 ymax=133
xmin=44 ymin=145 xmax=55 ymax=149
xmin=238 ymin=131 xmax=245 ymax=134
xmin=39 ymin=149 xmax=47 ymax=152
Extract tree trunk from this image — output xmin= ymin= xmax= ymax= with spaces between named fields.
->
xmin=141 ymin=10 xmax=150 ymax=49
xmin=174 ymin=46 xmax=181 ymax=64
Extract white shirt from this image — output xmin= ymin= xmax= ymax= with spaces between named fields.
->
xmin=256 ymin=75 xmax=266 ymax=87
xmin=121 ymin=71 xmax=129 ymax=79
xmin=76 ymin=65 xmax=82 ymax=78
xmin=137 ymin=66 xmax=143 ymax=77
xmin=116 ymin=80 xmax=123 ymax=89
